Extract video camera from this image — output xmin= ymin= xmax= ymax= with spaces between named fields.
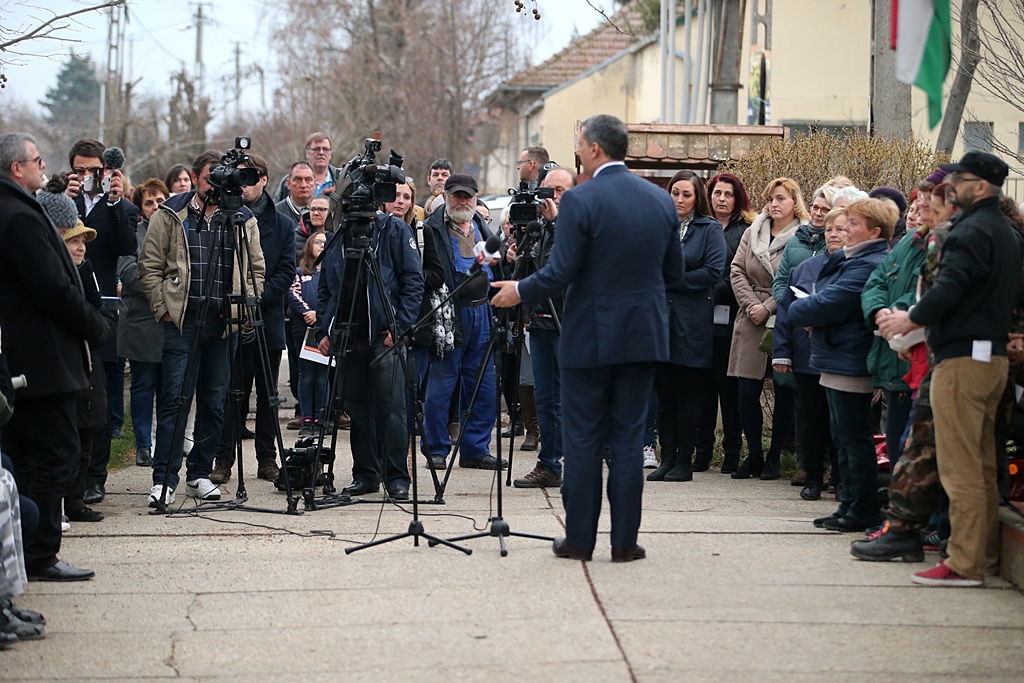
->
xmin=206 ymin=136 xmax=260 ymax=211
xmin=507 ymin=181 xmax=554 ymax=227
xmin=330 ymin=133 xmax=406 ymax=250
xmin=277 ymin=436 xmax=334 ymax=492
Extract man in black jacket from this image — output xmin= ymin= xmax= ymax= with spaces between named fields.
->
xmin=880 ymin=151 xmax=1021 ymax=587
xmin=212 ymin=154 xmax=295 ymax=484
xmin=0 ymin=133 xmax=110 ymax=581
xmin=63 ymin=138 xmax=140 ymax=504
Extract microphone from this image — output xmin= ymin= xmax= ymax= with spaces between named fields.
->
xmin=102 ymin=147 xmax=125 ymax=171
xmin=468 ymin=233 xmax=502 ymax=276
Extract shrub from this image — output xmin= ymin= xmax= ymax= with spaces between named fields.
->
xmin=718 ymin=129 xmax=950 ymax=203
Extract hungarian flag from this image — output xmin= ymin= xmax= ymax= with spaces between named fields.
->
xmin=892 ymin=0 xmax=952 ymax=128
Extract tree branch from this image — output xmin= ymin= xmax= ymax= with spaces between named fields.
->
xmin=0 ymin=0 xmax=124 ymax=53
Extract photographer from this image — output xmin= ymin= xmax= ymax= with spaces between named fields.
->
xmin=517 ymin=146 xmax=550 ymax=190
xmin=64 ymin=139 xmax=140 ymax=505
xmin=139 ymin=150 xmax=266 ymax=506
xmin=314 ymin=198 xmax=424 ymax=500
xmin=512 ymin=166 xmax=576 ymax=488
xmin=274 ymin=133 xmax=343 ymax=202
xmin=0 ymin=132 xmax=110 ymax=580
xmin=211 ymin=154 xmax=295 ymax=485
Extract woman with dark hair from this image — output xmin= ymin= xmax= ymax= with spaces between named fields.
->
xmin=163 ymin=164 xmax=192 ymax=196
xmin=288 ymin=232 xmax=329 ymax=436
xmin=647 ymin=171 xmax=727 ymax=481
xmin=696 ymin=173 xmax=754 ymax=472
xmin=728 ymin=177 xmax=808 ymax=480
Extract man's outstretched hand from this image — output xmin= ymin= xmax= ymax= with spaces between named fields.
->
xmin=490 ymin=281 xmax=521 ymax=308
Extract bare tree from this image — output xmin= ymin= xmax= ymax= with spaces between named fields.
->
xmin=936 ymin=0 xmax=980 ymax=154
xmin=0 ymin=0 xmax=124 ymax=69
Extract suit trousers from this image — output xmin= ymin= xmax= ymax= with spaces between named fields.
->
xmin=1 ymin=392 xmax=79 ymax=571
xmin=931 ymin=355 xmax=1008 ymax=580
xmin=65 ymin=427 xmax=94 ymax=514
xmin=561 ymin=362 xmax=655 ymax=553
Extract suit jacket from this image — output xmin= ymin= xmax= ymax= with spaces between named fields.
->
xmin=0 ymin=179 xmax=110 ymax=398
xmin=74 ymin=192 xmax=139 ymax=296
xmin=517 ymin=164 xmax=684 ymax=369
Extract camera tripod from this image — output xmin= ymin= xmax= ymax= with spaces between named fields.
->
xmin=151 ymin=196 xmax=299 ymax=516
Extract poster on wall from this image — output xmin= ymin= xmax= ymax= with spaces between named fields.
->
xmin=747 ymin=47 xmax=772 ymax=126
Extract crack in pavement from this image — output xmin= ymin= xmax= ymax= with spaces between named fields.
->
xmin=581 ymin=561 xmax=638 ymax=683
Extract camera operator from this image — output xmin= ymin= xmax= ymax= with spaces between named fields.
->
xmin=511 ymin=167 xmax=576 ymax=488
xmin=64 ymin=139 xmax=140 ymax=506
xmin=139 ymin=150 xmax=266 ymax=507
xmin=274 ymin=133 xmax=343 ymax=202
xmin=517 ymin=146 xmax=550 ymax=190
xmin=211 ymin=153 xmax=295 ymax=485
xmin=421 ymin=174 xmax=507 ymax=471
xmin=421 ymin=159 xmax=454 ymax=216
xmin=0 ymin=132 xmax=111 ymax=580
xmin=314 ymin=198 xmax=424 ymax=500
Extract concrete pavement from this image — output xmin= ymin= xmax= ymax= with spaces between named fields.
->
xmin=4 ymin=429 xmax=1024 ymax=682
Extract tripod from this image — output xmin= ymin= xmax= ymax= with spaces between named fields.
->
xmin=150 ymin=196 xmax=298 ymax=515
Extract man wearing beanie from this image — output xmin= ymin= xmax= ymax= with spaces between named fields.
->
xmin=0 ymin=132 xmax=109 ymax=581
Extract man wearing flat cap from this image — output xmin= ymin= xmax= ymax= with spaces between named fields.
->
xmin=878 ymin=151 xmax=1022 ymax=587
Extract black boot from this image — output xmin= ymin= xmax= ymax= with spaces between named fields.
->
xmin=731 ymin=453 xmax=763 ymax=479
xmin=759 ymin=452 xmax=781 ymax=480
xmin=664 ymin=452 xmax=693 ymax=482
xmin=646 ymin=450 xmax=677 ymax=481
xmin=800 ymin=481 xmax=821 ymax=500
xmin=720 ymin=452 xmax=741 ymax=474
xmin=850 ymin=524 xmax=925 ymax=562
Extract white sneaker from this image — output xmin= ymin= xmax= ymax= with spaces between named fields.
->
xmin=185 ymin=478 xmax=221 ymax=501
xmin=148 ymin=484 xmax=176 ymax=508
xmin=643 ymin=446 xmax=658 ymax=469
xmin=61 ymin=515 xmax=71 ymax=532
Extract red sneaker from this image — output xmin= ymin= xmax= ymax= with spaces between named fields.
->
xmin=911 ymin=561 xmax=982 ymax=587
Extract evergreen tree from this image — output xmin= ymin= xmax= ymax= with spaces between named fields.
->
xmin=40 ymin=52 xmax=101 ymax=152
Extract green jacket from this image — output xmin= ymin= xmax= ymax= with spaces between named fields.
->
xmin=771 ymin=224 xmax=823 ymax=302
xmin=861 ymin=228 xmax=928 ymax=391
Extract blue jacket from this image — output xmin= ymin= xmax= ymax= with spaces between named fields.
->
xmin=314 ymin=212 xmax=424 ymax=343
xmin=788 ymin=239 xmax=889 ymax=377
xmin=518 ymin=164 xmax=684 ymax=369
xmin=773 ymin=252 xmax=828 ymax=375
xmin=252 ymin=193 xmax=296 ymax=351
xmin=667 ymin=215 xmax=726 ymax=368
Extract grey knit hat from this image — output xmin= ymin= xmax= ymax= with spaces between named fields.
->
xmin=36 ymin=191 xmax=80 ymax=230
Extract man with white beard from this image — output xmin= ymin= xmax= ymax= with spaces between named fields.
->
xmin=420 ymin=174 xmax=507 ymax=471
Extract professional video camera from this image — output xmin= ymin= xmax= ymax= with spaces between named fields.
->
xmin=329 ymin=132 xmax=406 ymax=250
xmin=206 ymin=136 xmax=260 ymax=211
xmin=507 ymin=181 xmax=555 ymax=227
xmin=276 ymin=436 xmax=334 ymax=492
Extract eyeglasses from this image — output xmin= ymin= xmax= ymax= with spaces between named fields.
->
xmin=17 ymin=156 xmax=43 ymax=167
xmin=313 ymin=238 xmax=327 ymax=246
xmin=949 ymin=174 xmax=982 ymax=185
xmin=73 ymin=166 xmax=104 ymax=176
xmin=307 ymin=146 xmax=331 ymax=153
xmin=516 ymin=159 xmax=534 ymax=167
xmin=309 ymin=207 xmax=329 ymax=213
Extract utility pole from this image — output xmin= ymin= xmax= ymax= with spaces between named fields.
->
xmin=709 ymin=0 xmax=743 ymax=124
xmin=190 ymin=2 xmax=211 ymax=99
xmin=233 ymin=41 xmax=242 ymax=120
xmin=98 ymin=4 xmax=126 ymax=142
xmin=870 ymin=0 xmax=912 ymax=138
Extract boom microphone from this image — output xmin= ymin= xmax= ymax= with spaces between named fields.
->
xmin=102 ymin=147 xmax=125 ymax=171
xmin=468 ymin=233 xmax=503 ymax=276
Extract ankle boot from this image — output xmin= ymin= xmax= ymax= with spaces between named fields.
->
xmin=664 ymin=452 xmax=693 ymax=482
xmin=720 ymin=452 xmax=741 ymax=474
xmin=759 ymin=452 xmax=781 ymax=480
xmin=646 ymin=449 xmax=677 ymax=481
xmin=731 ymin=453 xmax=764 ymax=479
xmin=519 ymin=386 xmax=540 ymax=451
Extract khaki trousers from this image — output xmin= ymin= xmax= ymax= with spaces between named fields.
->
xmin=931 ymin=355 xmax=1008 ymax=580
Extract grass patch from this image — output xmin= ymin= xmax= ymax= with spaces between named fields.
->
xmin=109 ymin=410 xmax=135 ymax=472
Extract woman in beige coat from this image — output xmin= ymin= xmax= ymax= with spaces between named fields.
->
xmin=727 ymin=177 xmax=809 ymax=480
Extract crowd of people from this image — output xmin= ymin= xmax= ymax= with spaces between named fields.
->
xmin=0 ymin=115 xmax=1022 ymax=643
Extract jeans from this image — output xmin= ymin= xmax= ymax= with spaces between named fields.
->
xmin=216 ymin=344 xmax=282 ymax=467
xmin=152 ymin=315 xmax=234 ymax=491
xmin=737 ymin=374 xmax=795 ymax=461
xmin=885 ymin=390 xmax=913 ymax=468
xmin=340 ymin=338 xmax=410 ymax=487
xmin=298 ymin=358 xmax=330 ymax=421
xmin=826 ymin=387 xmax=880 ymax=525
xmin=424 ymin=304 xmax=496 ymax=460
xmin=129 ymin=360 xmax=162 ymax=449
xmin=530 ymin=329 xmax=562 ymax=475
xmin=106 ymin=357 xmax=125 ymax=431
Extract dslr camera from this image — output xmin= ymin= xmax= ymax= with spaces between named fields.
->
xmin=507 ymin=181 xmax=554 ymax=227
xmin=206 ymin=136 xmax=260 ymax=211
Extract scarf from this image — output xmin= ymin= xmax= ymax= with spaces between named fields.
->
xmin=749 ymin=212 xmax=802 ymax=277
xmin=679 ymin=212 xmax=694 ymax=242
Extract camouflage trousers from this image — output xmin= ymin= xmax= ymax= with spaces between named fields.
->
xmin=886 ymin=371 xmax=943 ymax=533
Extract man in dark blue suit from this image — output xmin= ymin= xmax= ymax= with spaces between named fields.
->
xmin=491 ymin=115 xmax=683 ymax=562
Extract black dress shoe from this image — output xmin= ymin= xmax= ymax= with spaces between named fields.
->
xmin=552 ymin=536 xmax=592 ymax=561
xmin=800 ymin=482 xmax=821 ymax=501
xmin=135 ymin=447 xmax=153 ymax=467
xmin=28 ymin=561 xmax=95 ymax=582
xmin=65 ymin=507 xmax=104 ymax=523
xmin=822 ymin=516 xmax=871 ymax=533
xmin=82 ymin=484 xmax=104 ymax=505
xmin=111 ymin=429 xmax=126 ymax=440
xmin=342 ymin=480 xmax=380 ymax=496
xmin=813 ymin=513 xmax=841 ymax=528
xmin=386 ymin=482 xmax=410 ymax=501
xmin=459 ymin=455 xmax=508 ymax=470
xmin=426 ymin=455 xmax=447 ymax=470
xmin=611 ymin=544 xmax=646 ymax=563
xmin=239 ymin=427 xmax=256 ymax=440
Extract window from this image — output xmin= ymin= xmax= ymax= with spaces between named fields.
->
xmin=963 ymin=121 xmax=993 ymax=153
